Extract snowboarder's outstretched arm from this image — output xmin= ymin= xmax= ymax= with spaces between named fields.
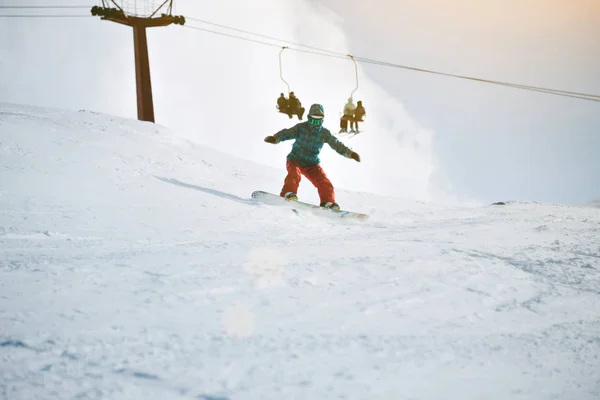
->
xmin=264 ymin=125 xmax=300 ymax=144
xmin=324 ymin=130 xmax=361 ymax=162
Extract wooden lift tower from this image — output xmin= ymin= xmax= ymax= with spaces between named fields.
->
xmin=91 ymin=1 xmax=185 ymax=123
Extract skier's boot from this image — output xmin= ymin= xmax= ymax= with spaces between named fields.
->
xmin=283 ymin=192 xmax=298 ymax=201
xmin=321 ymin=201 xmax=340 ymax=210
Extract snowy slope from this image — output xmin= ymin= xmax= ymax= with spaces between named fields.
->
xmin=1 ymin=103 xmax=599 ymax=400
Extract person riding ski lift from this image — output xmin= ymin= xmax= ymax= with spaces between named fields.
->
xmin=352 ymin=100 xmax=366 ymax=133
xmin=286 ymin=92 xmax=305 ymax=120
xmin=276 ymin=93 xmax=288 ymax=114
xmin=339 ymin=98 xmax=356 ymax=133
xmin=263 ymin=103 xmax=361 ymax=210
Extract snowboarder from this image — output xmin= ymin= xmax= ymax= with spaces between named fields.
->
xmin=264 ymin=103 xmax=361 ymax=210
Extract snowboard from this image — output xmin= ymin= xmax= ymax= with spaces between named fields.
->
xmin=251 ymin=190 xmax=369 ymax=220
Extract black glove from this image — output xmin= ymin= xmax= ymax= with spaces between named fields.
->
xmin=264 ymin=136 xmax=279 ymax=144
xmin=349 ymin=151 xmax=360 ymax=162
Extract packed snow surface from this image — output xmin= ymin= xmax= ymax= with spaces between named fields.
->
xmin=1 ymin=103 xmax=599 ymax=399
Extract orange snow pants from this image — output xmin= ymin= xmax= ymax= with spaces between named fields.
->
xmin=280 ymin=160 xmax=335 ymax=204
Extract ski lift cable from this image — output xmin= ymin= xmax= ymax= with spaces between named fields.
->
xmin=0 ymin=14 xmax=94 ymax=17
xmin=353 ymin=56 xmax=600 ymax=100
xmin=179 ymin=21 xmax=600 ymax=103
xmin=489 ymin=83 xmax=600 ymax=102
xmin=0 ymin=5 xmax=91 ymax=8
xmin=183 ymin=24 xmax=282 ymax=48
xmin=186 ymin=17 xmax=348 ymax=58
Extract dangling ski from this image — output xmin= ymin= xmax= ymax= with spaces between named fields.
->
xmin=251 ymin=190 xmax=369 ymax=220
xmin=337 ymin=130 xmax=364 ymax=137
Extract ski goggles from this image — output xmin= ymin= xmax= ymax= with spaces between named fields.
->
xmin=308 ymin=117 xmax=323 ymax=127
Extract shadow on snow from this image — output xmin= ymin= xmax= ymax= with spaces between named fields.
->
xmin=154 ymin=176 xmax=258 ymax=206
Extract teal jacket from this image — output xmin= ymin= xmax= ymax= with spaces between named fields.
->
xmin=274 ymin=122 xmax=352 ymax=167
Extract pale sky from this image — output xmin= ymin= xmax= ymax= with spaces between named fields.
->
xmin=1 ymin=0 xmax=599 ymax=205
xmin=316 ymin=0 xmax=600 ymax=204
